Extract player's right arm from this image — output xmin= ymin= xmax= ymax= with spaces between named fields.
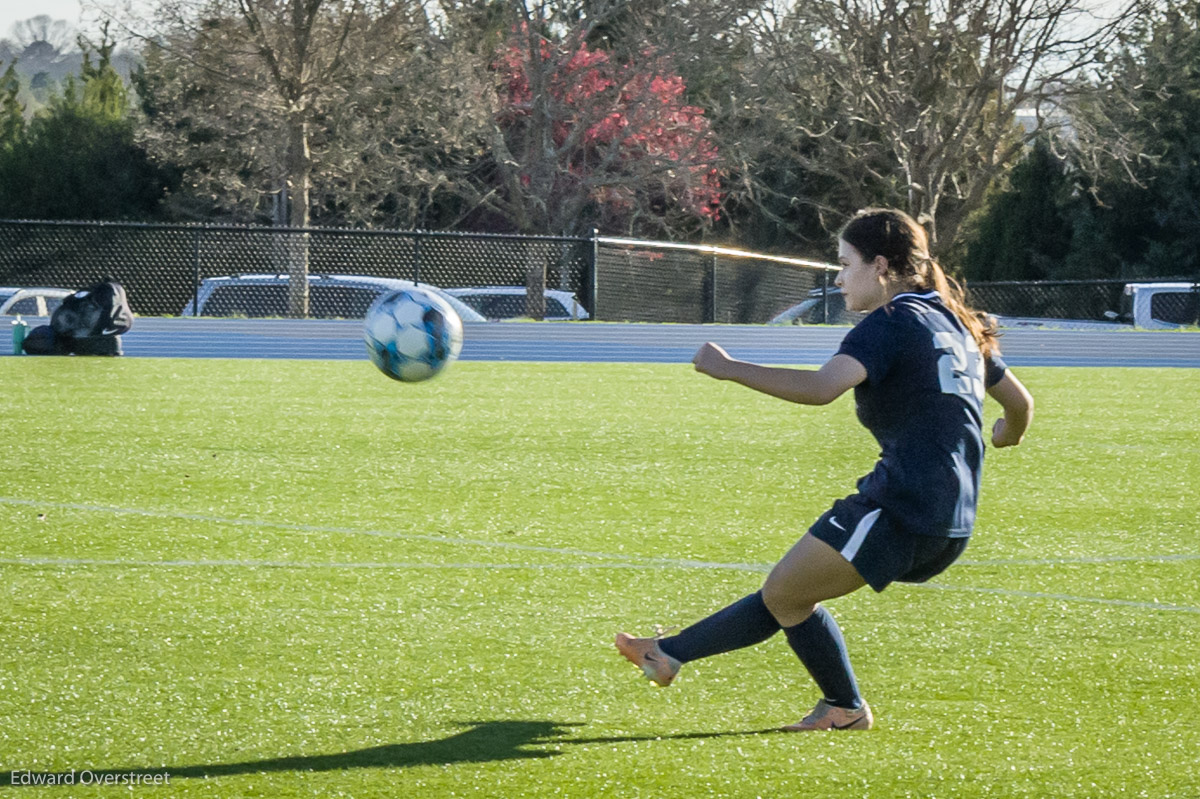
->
xmin=692 ymin=342 xmax=865 ymax=406
xmin=987 ymin=371 xmax=1034 ymax=448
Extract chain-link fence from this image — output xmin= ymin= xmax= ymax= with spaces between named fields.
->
xmin=3 ymin=220 xmax=1197 ymax=328
xmin=965 ymin=278 xmax=1200 ymax=329
xmin=0 ymin=220 xmax=591 ymax=319
xmin=594 ymin=237 xmax=836 ymax=324
xmin=0 ymin=220 xmax=840 ymax=324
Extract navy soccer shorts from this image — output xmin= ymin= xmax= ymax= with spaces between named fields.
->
xmin=808 ymin=494 xmax=968 ymax=592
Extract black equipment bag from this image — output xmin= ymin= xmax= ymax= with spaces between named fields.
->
xmin=22 ymin=324 xmax=123 ymax=356
xmin=23 ymin=280 xmax=133 ymax=356
xmin=69 ymin=335 xmax=124 ymax=356
xmin=22 ymin=324 xmax=71 ymax=355
xmin=51 ymin=280 xmax=133 ymax=340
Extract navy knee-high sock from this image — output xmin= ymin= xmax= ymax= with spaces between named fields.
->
xmin=782 ymin=606 xmax=863 ymax=709
xmin=657 ymin=591 xmax=780 ymax=664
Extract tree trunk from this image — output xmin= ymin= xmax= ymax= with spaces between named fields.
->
xmin=286 ymin=116 xmax=311 ymax=318
xmin=525 ymin=241 xmax=546 ymax=320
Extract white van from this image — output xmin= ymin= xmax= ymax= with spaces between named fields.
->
xmin=180 ymin=274 xmax=486 ymax=322
xmin=1123 ymin=282 xmax=1200 ymax=329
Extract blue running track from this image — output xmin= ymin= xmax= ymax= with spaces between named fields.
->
xmin=7 ymin=318 xmax=1200 ymax=367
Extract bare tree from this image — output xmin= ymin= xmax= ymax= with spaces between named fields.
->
xmin=129 ymin=0 xmax=475 ymax=315
xmin=741 ymin=0 xmax=1146 ymax=253
xmin=1065 ymin=2 xmax=1185 ymax=192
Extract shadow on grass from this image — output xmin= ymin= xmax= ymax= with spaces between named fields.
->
xmin=2 ymin=721 xmax=782 ymax=785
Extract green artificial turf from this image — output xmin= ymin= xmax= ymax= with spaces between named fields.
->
xmin=0 ymin=357 xmax=1197 ymax=797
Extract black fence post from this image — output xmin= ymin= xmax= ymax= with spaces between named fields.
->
xmin=412 ymin=234 xmax=422 ymax=285
xmin=590 ymin=229 xmax=599 ymax=321
xmin=821 ymin=269 xmax=830 ymax=324
xmin=705 ymin=251 xmax=715 ymax=321
xmin=191 ymin=228 xmax=201 ymax=317
xmin=1191 ymin=277 xmax=1200 ymax=326
xmin=704 ymin=254 xmax=717 ymax=323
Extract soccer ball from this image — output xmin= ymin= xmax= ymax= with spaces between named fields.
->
xmin=363 ymin=287 xmax=463 ymax=382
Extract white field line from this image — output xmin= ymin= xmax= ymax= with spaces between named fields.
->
xmin=919 ymin=583 xmax=1200 ymax=615
xmin=0 ymin=556 xmax=682 ymax=571
xmin=3 ymin=496 xmax=1198 ymax=615
xmin=5 ymin=555 xmax=1199 ymax=615
xmin=0 ymin=497 xmax=766 ymax=572
xmin=7 ymin=497 xmax=1195 ymax=569
xmin=959 ymin=553 xmax=1200 ymax=566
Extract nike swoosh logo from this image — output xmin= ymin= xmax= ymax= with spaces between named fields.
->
xmin=832 ymin=717 xmax=867 ymax=730
xmin=829 ymin=516 xmax=845 ymax=531
xmin=102 ymin=327 xmax=122 ymax=335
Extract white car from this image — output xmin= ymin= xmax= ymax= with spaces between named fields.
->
xmin=0 ymin=287 xmax=72 ymax=317
xmin=443 ymin=286 xmax=589 ymax=321
xmin=180 ymin=274 xmax=486 ymax=322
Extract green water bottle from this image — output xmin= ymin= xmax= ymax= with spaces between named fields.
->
xmin=11 ymin=315 xmax=27 ymax=355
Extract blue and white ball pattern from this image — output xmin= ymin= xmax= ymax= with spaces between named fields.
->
xmin=364 ymin=288 xmax=463 ymax=382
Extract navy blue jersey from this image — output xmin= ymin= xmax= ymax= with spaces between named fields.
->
xmin=836 ymin=291 xmax=1007 ymax=538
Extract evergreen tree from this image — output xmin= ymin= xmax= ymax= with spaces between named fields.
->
xmin=962 ymin=139 xmax=1074 ymax=282
xmin=1073 ymin=0 xmax=1200 ymax=277
xmin=0 ymin=62 xmax=24 ymax=148
xmin=77 ymin=28 xmax=129 ymax=122
xmin=0 ymin=29 xmax=175 ymax=221
xmin=1061 ymin=199 xmax=1118 ymax=280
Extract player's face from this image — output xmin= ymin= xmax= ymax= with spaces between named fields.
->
xmin=835 ymin=240 xmax=889 ymax=312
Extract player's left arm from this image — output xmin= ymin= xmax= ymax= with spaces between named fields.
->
xmin=987 ymin=371 xmax=1034 ymax=448
xmin=692 ymin=342 xmax=866 ymax=405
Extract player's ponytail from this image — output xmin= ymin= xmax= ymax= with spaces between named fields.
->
xmin=923 ymin=258 xmax=999 ymax=361
xmin=839 ymin=208 xmax=999 ymax=360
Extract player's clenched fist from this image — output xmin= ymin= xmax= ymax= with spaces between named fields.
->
xmin=692 ymin=341 xmax=734 ymax=380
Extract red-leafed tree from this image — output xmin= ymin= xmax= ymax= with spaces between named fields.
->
xmin=473 ymin=20 xmax=723 ymax=239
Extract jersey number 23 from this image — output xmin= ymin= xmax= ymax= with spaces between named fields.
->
xmin=933 ymin=331 xmax=984 ymax=403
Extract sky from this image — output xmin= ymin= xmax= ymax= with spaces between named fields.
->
xmin=0 ymin=0 xmax=86 ymax=39
xmin=0 ymin=0 xmax=156 ymax=43
xmin=0 ymin=0 xmax=1144 ymax=49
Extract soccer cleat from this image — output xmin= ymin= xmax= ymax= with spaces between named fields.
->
xmin=614 ymin=632 xmax=682 ymax=687
xmin=782 ymin=699 xmax=874 ymax=731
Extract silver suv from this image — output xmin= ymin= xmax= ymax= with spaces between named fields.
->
xmin=180 ymin=274 xmax=485 ymax=321
xmin=769 ymin=288 xmax=862 ymax=326
xmin=443 ymin=286 xmax=588 ymax=321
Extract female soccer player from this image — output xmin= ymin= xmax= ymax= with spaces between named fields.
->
xmin=615 ymin=208 xmax=1034 ymax=731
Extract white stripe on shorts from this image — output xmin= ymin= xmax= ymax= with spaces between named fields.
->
xmin=840 ymin=508 xmax=882 ymax=562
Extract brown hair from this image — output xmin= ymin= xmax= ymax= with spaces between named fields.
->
xmin=838 ymin=208 xmax=998 ymax=359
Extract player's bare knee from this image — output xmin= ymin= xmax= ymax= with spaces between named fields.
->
xmin=760 ymin=580 xmax=816 ymax=626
